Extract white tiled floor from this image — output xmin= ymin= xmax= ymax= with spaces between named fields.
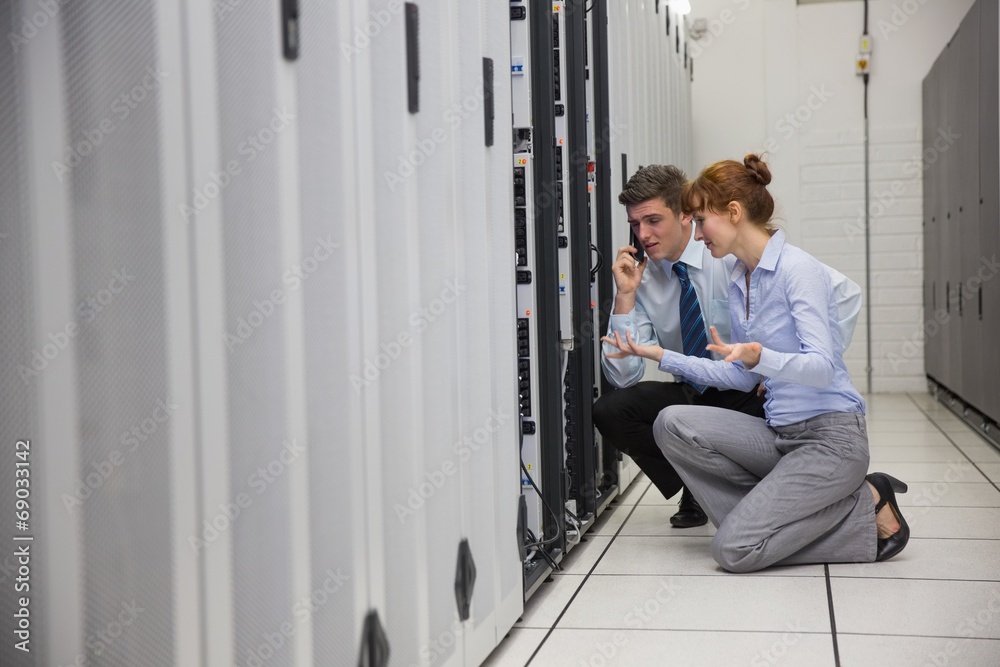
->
xmin=483 ymin=393 xmax=1000 ymax=666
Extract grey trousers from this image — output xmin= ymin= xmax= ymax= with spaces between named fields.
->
xmin=653 ymin=406 xmax=877 ymax=573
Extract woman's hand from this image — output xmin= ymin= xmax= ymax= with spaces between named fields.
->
xmin=600 ymin=330 xmax=664 ymax=363
xmin=705 ymin=326 xmax=762 ymax=370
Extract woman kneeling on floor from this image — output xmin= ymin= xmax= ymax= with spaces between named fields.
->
xmin=602 ymin=154 xmax=909 ymax=573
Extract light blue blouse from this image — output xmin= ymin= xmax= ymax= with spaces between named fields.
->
xmin=658 ymin=230 xmax=865 ymax=426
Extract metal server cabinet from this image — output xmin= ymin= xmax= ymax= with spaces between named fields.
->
xmin=923 ymin=57 xmax=942 ymax=385
xmin=448 ymin=1 xmax=524 ymax=663
xmin=981 ymin=0 xmax=1000 ymax=425
xmin=361 ymin=1 xmax=521 ymax=664
xmin=590 ymin=0 xmax=695 ymax=498
xmin=924 ymin=0 xmax=1000 ymax=432
xmin=510 ymin=0 xmax=567 ymax=598
xmin=588 ymin=0 xmax=623 ymax=514
xmin=301 ymin=2 xmax=396 ymax=665
xmin=363 ymin=0 xmax=470 ymax=661
xmin=211 ymin=6 xmax=310 ymax=666
xmin=561 ymin=0 xmax=600 ymax=528
xmin=603 ymin=0 xmax=642 ymax=492
xmin=2 ymin=3 xmax=85 ymax=666
xmin=3 ymin=2 xmax=522 ymax=666
xmin=5 ymin=1 xmax=209 ymax=665
xmin=957 ymin=4 xmax=985 ymax=414
xmin=941 ymin=36 xmax=962 ymax=395
xmin=190 ymin=4 xmax=378 ymax=665
xmin=472 ymin=0 xmax=527 ymax=660
xmin=1 ymin=4 xmax=46 ymax=667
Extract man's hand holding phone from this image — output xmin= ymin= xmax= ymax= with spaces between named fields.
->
xmin=611 ymin=244 xmax=647 ymax=315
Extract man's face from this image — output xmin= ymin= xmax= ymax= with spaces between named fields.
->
xmin=625 ymin=198 xmax=692 ymax=263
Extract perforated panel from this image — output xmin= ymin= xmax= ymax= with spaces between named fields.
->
xmin=297 ymin=1 xmax=369 ymax=664
xmin=0 ymin=4 xmax=37 ymax=666
xmin=214 ymin=4 xmax=294 ymax=665
xmin=60 ymin=1 xmax=175 ymax=665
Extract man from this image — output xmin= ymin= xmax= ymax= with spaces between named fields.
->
xmin=594 ymin=165 xmax=860 ymax=527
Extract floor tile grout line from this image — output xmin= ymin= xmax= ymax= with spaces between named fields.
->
xmin=606 ymin=534 xmax=1000 ymax=540
xmin=907 ymin=393 xmax=1000 ymax=494
xmin=524 ymin=480 xmax=654 ymax=666
xmin=827 ymin=575 xmax=1000 ymax=583
xmin=579 ymin=572 xmax=827 ymax=579
xmin=824 ymin=564 xmax=842 ymax=667
xmin=521 ymin=626 xmax=840 ymax=634
xmin=552 ymin=571 xmax=1000 ymax=582
xmin=517 ymin=626 xmax=1000 ymax=640
xmin=835 ymin=631 xmax=1000 ymax=641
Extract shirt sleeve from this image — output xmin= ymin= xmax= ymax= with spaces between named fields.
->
xmin=753 ymin=264 xmax=838 ymax=388
xmin=601 ymin=298 xmax=656 ymax=388
xmin=657 ymin=350 xmax=760 ymax=392
xmin=827 ymin=266 xmax=861 ymax=352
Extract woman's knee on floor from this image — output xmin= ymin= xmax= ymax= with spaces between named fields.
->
xmin=711 ymin=533 xmax=763 ymax=574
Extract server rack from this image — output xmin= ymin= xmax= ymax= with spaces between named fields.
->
xmin=563 ymin=0 xmax=599 ymax=526
xmin=4 ymin=2 xmax=524 ymax=665
xmin=510 ymin=0 xmax=568 ymax=597
xmin=588 ymin=0 xmax=623 ymax=514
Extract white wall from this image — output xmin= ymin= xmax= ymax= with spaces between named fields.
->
xmin=688 ymin=0 xmax=977 ymax=393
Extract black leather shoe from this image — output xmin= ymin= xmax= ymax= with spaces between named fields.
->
xmin=670 ymin=488 xmax=708 ymax=528
xmin=867 ymin=472 xmax=910 ymax=562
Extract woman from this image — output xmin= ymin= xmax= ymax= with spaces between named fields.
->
xmin=602 ymin=154 xmax=909 ymax=573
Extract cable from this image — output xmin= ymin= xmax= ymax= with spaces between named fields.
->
xmin=563 ymin=511 xmax=582 ymax=546
xmin=590 ymin=243 xmax=603 ymax=277
xmin=520 ymin=460 xmax=563 ymax=549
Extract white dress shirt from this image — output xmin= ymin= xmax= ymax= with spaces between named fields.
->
xmin=602 ymin=226 xmax=861 ymax=389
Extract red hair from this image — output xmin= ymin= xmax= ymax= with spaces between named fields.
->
xmin=681 ymin=154 xmax=775 ymax=226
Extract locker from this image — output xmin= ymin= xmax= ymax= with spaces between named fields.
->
xmin=922 ymin=60 xmax=941 ymax=383
xmin=957 ymin=4 xmax=984 ymax=413
xmin=940 ymin=37 xmax=961 ymax=394
xmin=923 ymin=0 xmax=1000 ymax=428
xmin=981 ymin=0 xmax=1000 ymax=424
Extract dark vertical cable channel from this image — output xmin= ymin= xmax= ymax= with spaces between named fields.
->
xmin=566 ymin=0 xmax=597 ymax=518
xmin=528 ymin=0 xmax=566 ymax=554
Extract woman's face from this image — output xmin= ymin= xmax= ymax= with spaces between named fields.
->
xmin=693 ymin=207 xmax=736 ymax=258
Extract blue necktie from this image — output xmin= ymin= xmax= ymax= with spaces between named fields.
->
xmin=672 ymin=262 xmax=711 ymax=393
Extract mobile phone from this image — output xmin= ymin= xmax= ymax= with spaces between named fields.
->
xmin=629 ymin=229 xmax=644 ymax=263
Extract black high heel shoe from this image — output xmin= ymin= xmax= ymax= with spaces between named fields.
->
xmin=866 ymin=472 xmax=910 ymax=562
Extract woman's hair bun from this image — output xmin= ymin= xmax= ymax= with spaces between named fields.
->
xmin=743 ymin=154 xmax=771 ymax=186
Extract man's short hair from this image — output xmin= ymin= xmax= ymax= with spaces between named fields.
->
xmin=618 ymin=164 xmax=687 ymax=215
